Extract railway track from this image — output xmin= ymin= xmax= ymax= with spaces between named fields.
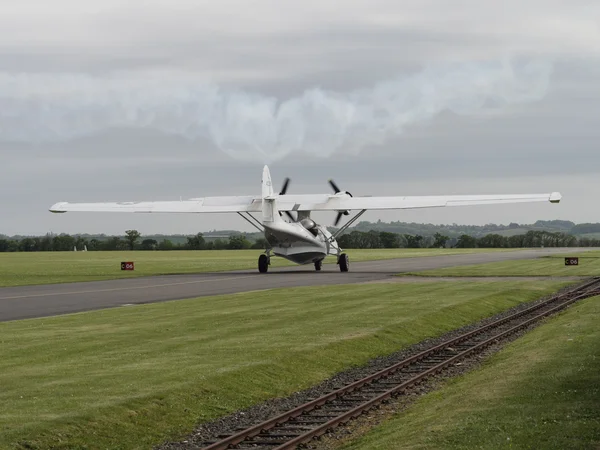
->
xmin=200 ymin=278 xmax=600 ymax=450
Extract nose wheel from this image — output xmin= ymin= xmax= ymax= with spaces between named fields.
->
xmin=314 ymin=260 xmax=322 ymax=271
xmin=258 ymin=254 xmax=270 ymax=273
xmin=338 ymin=253 xmax=349 ymax=272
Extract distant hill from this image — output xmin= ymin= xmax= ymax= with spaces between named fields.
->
xmin=570 ymin=223 xmax=600 ymax=235
xmin=341 ymin=219 xmax=580 ymax=238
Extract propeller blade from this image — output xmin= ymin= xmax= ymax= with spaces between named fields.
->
xmin=328 ymin=179 xmax=341 ymax=193
xmin=280 ymin=178 xmax=291 ymax=195
xmin=285 ymin=211 xmax=295 ymax=222
xmin=334 ymin=212 xmax=343 ymax=226
xmin=329 ymin=179 xmax=352 ymax=225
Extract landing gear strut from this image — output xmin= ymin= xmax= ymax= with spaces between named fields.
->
xmin=338 ymin=253 xmax=349 ymax=272
xmin=258 ymin=254 xmax=270 ymax=273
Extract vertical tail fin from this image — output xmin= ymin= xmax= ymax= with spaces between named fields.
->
xmin=262 ymin=165 xmax=274 ymax=199
xmin=261 ymin=165 xmax=280 ymax=223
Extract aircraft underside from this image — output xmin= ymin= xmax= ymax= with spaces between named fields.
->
xmin=258 ymin=247 xmax=349 ymax=273
xmin=259 ymin=220 xmax=349 ymax=273
xmin=273 ymin=248 xmax=326 ymax=265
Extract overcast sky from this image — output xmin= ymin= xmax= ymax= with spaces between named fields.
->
xmin=1 ymin=0 xmax=599 ymax=236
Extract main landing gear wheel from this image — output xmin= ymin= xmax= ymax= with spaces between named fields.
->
xmin=258 ymin=254 xmax=269 ymax=273
xmin=338 ymin=253 xmax=349 ymax=272
xmin=314 ymin=260 xmax=322 ymax=271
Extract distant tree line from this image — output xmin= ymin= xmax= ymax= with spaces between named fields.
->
xmin=1 ymin=229 xmax=599 ymax=253
xmin=0 ymin=231 xmax=268 ymax=252
xmin=348 ymin=219 xmax=582 ymax=238
xmin=337 ymin=230 xmax=599 ymax=249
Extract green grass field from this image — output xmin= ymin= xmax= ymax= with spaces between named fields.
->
xmin=0 ymin=248 xmax=515 ymax=287
xmin=0 ymin=280 xmax=568 ymax=449
xmin=343 ymin=295 xmax=600 ymax=450
xmin=406 ymin=251 xmax=600 ymax=277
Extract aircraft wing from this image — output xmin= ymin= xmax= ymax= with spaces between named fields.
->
xmin=275 ymin=192 xmax=562 ymax=211
xmin=49 ymin=196 xmax=264 ymax=213
xmin=50 ymin=192 xmax=561 ymax=214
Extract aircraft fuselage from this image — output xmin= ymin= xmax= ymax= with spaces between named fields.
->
xmin=263 ymin=219 xmax=340 ymax=265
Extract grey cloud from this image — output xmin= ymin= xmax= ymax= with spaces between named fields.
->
xmin=1 ymin=1 xmax=598 ymax=82
xmin=1 ymin=1 xmax=599 ymax=235
xmin=0 ymin=58 xmax=553 ymax=162
xmin=5 ymin=0 xmax=597 ymax=52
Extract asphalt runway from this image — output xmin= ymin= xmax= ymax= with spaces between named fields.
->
xmin=0 ymin=248 xmax=585 ymax=322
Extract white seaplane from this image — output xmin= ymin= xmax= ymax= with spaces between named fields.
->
xmin=50 ymin=166 xmax=561 ymax=273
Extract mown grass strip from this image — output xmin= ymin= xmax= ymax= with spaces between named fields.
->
xmin=0 ymin=248 xmax=514 ymax=287
xmin=406 ymin=251 xmax=600 ymax=277
xmin=0 ymin=280 xmax=567 ymax=449
xmin=342 ymin=295 xmax=600 ymax=450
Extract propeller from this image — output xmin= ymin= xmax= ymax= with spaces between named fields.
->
xmin=333 ymin=211 xmax=346 ymax=227
xmin=279 ymin=177 xmax=296 ymax=222
xmin=328 ymin=179 xmax=352 ymax=197
xmin=328 ymin=179 xmax=352 ymax=226
xmin=280 ymin=177 xmax=290 ymax=196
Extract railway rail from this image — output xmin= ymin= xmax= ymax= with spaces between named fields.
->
xmin=201 ymin=278 xmax=600 ymax=450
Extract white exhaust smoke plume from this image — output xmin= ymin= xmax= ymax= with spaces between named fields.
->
xmin=0 ymin=59 xmax=552 ymax=161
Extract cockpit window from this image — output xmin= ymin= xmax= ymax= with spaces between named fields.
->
xmin=300 ymin=218 xmax=319 ymax=236
xmin=300 ymin=218 xmax=316 ymax=229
